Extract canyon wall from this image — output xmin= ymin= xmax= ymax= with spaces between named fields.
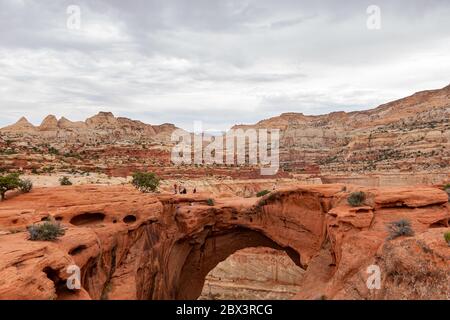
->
xmin=199 ymin=247 xmax=305 ymax=300
xmin=1 ymin=85 xmax=448 ymax=181
xmin=0 ymin=184 xmax=448 ymax=300
xmin=234 ymin=85 xmax=450 ymax=176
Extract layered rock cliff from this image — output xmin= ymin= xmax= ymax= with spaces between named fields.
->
xmin=234 ymin=84 xmax=450 ymax=175
xmin=1 ymin=85 xmax=449 ymax=180
xmin=0 ymin=184 xmax=448 ymax=300
xmin=199 ymin=247 xmax=305 ymax=300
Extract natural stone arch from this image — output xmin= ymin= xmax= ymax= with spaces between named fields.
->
xmin=158 ymin=188 xmax=331 ymax=300
xmin=0 ymin=184 xmax=448 ymax=300
xmin=172 ymin=226 xmax=302 ymax=300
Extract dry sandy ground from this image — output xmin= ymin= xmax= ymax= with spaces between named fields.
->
xmin=19 ymin=173 xmax=317 ymax=196
xmin=21 ymin=173 xmax=129 ymax=187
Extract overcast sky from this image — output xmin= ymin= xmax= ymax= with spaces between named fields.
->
xmin=1 ymin=0 xmax=449 ymax=131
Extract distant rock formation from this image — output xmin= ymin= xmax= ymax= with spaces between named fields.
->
xmin=1 ymin=111 xmax=181 ymax=144
xmin=0 ymin=84 xmax=448 ymax=177
xmin=233 ymin=84 xmax=450 ymax=173
xmin=1 ymin=117 xmax=36 ymax=133
xmin=39 ymin=115 xmax=58 ymax=131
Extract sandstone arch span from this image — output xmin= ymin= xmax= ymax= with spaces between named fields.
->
xmin=0 ymin=184 xmax=448 ymax=300
xmin=157 ymin=185 xmax=336 ymax=299
xmin=171 ymin=227 xmax=302 ymax=299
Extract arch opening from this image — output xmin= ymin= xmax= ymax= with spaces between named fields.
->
xmin=173 ymin=227 xmax=304 ymax=300
xmin=199 ymin=247 xmax=305 ymax=300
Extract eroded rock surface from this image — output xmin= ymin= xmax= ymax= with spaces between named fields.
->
xmin=1 ymin=85 xmax=448 ymax=181
xmin=0 ymin=184 xmax=448 ymax=300
xmin=199 ymin=247 xmax=305 ymax=300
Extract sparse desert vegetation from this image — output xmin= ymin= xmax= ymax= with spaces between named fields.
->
xmin=347 ymin=191 xmax=366 ymax=207
xmin=387 ymin=219 xmax=415 ymax=240
xmin=444 ymin=232 xmax=450 ymax=246
xmin=18 ymin=179 xmax=33 ymax=193
xmin=443 ymin=183 xmax=450 ymax=201
xmin=0 ymin=173 xmax=34 ymax=200
xmin=27 ymin=219 xmax=65 ymax=241
xmin=0 ymin=173 xmax=21 ymax=200
xmin=131 ymin=172 xmax=160 ymax=193
xmin=256 ymin=190 xmax=271 ymax=197
xmin=59 ymin=176 xmax=73 ymax=186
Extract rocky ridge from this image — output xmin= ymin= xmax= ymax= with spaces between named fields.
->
xmin=234 ymin=84 xmax=450 ymax=174
xmin=1 ymin=111 xmax=178 ymax=144
xmin=0 ymin=184 xmax=448 ymax=300
xmin=1 ymin=85 xmax=449 ymax=179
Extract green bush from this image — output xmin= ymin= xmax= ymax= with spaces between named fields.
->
xmin=256 ymin=190 xmax=271 ymax=197
xmin=48 ymin=147 xmax=59 ymax=155
xmin=27 ymin=221 xmax=65 ymax=241
xmin=18 ymin=179 xmax=33 ymax=193
xmin=206 ymin=198 xmax=215 ymax=206
xmin=387 ymin=219 xmax=414 ymax=240
xmin=444 ymin=232 xmax=450 ymax=246
xmin=347 ymin=191 xmax=366 ymax=207
xmin=0 ymin=173 xmax=21 ymax=200
xmin=43 ymin=166 xmax=55 ymax=173
xmin=131 ymin=172 xmax=160 ymax=193
xmin=443 ymin=184 xmax=450 ymax=201
xmin=59 ymin=176 xmax=73 ymax=186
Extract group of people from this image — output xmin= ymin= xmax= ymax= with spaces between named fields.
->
xmin=173 ymin=183 xmax=196 ymax=195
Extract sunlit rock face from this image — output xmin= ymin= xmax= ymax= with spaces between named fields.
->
xmin=199 ymin=247 xmax=305 ymax=300
xmin=233 ymin=85 xmax=450 ymax=175
xmin=1 ymin=86 xmax=449 ymax=183
xmin=0 ymin=184 xmax=448 ymax=300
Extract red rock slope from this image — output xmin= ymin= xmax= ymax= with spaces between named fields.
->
xmin=0 ymin=184 xmax=448 ymax=300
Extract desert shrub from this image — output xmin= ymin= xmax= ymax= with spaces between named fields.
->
xmin=0 ymin=173 xmax=21 ymax=200
xmin=64 ymin=152 xmax=82 ymax=160
xmin=43 ymin=166 xmax=55 ymax=173
xmin=18 ymin=179 xmax=33 ymax=193
xmin=206 ymin=198 xmax=215 ymax=206
xmin=131 ymin=172 xmax=160 ymax=193
xmin=27 ymin=221 xmax=65 ymax=241
xmin=443 ymin=184 xmax=450 ymax=201
xmin=444 ymin=232 xmax=450 ymax=246
xmin=387 ymin=219 xmax=414 ymax=240
xmin=3 ymin=149 xmax=17 ymax=155
xmin=256 ymin=190 xmax=271 ymax=197
xmin=48 ymin=146 xmax=59 ymax=155
xmin=59 ymin=176 xmax=73 ymax=186
xmin=347 ymin=191 xmax=366 ymax=207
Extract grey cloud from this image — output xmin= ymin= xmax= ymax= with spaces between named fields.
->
xmin=0 ymin=0 xmax=449 ymax=131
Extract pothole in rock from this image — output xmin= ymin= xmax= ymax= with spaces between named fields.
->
xmin=70 ymin=213 xmax=105 ymax=226
xmin=123 ymin=215 xmax=137 ymax=224
xmin=69 ymin=244 xmax=88 ymax=256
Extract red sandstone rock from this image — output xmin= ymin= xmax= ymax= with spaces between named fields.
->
xmin=1 ymin=85 xmax=448 ymax=180
xmin=0 ymin=184 xmax=447 ymax=300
